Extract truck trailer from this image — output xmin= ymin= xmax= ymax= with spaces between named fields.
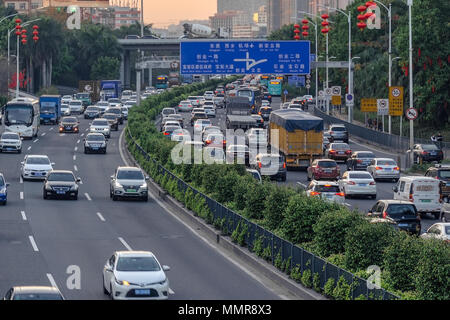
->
xmin=269 ymin=109 xmax=323 ymax=169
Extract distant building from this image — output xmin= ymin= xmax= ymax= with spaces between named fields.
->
xmin=112 ymin=6 xmax=140 ymax=29
xmin=217 ymin=0 xmax=267 ymax=18
xmin=3 ymin=0 xmax=43 ymax=14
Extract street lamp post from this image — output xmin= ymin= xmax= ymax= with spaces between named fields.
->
xmin=407 ymin=0 xmax=414 ymax=164
xmin=318 ymin=4 xmax=352 ymax=122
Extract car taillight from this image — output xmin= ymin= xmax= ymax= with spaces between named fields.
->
xmin=329 ymin=150 xmax=336 ymax=154
xmin=370 ymin=181 xmax=376 ymax=185
xmin=382 ymin=211 xmax=388 ymax=219
xmin=375 ymin=166 xmax=383 ymax=170
xmin=282 ymin=162 xmax=286 ymax=169
xmin=205 ymin=140 xmax=211 ymax=144
xmin=394 ymin=167 xmax=400 ymax=171
xmin=258 ymin=162 xmax=262 ymax=168
xmin=336 ymin=192 xmax=345 ymax=197
xmin=345 ymin=150 xmax=352 ymax=154
xmin=409 ymin=194 xmax=414 ymax=202
xmin=422 ymin=151 xmax=428 ymax=155
xmin=348 ymin=181 xmax=356 ymax=185
xmin=310 ymin=191 xmax=321 ymax=196
xmin=357 ymin=159 xmax=362 ymax=163
xmin=163 ymin=132 xmax=170 ymax=135
xmin=258 ymin=112 xmax=262 ymax=115
xmin=330 ymin=131 xmax=334 ymax=134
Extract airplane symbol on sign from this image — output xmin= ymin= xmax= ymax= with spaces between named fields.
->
xmin=233 ymin=52 xmax=268 ymax=71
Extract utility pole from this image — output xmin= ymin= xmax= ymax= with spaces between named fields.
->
xmin=408 ymin=0 xmax=414 ymax=164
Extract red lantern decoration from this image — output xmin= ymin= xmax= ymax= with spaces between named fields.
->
xmin=321 ymin=13 xmax=329 ymax=20
xmin=302 ymin=19 xmax=309 ymax=25
xmin=294 ymin=29 xmax=300 ymax=34
xmin=21 ymin=39 xmax=27 ymax=45
xmin=21 ymin=29 xmax=27 ymax=34
xmin=365 ymin=1 xmax=376 ymax=7
xmin=357 ymin=5 xmax=367 ymax=12
xmin=357 ymin=22 xmax=367 ymax=30
xmin=294 ymin=35 xmax=300 ymax=40
xmin=21 ymin=34 xmax=27 ymax=39
xmin=321 ymin=28 xmax=330 ymax=34
xmin=15 ymin=25 xmax=22 ymax=30
xmin=33 ymin=30 xmax=38 ymax=36
xmin=15 ymin=31 xmax=21 ymax=36
xmin=32 ymin=25 xmax=39 ymax=30
xmin=33 ymin=36 xmax=39 ymax=42
xmin=321 ymin=20 xmax=330 ymax=27
xmin=294 ymin=24 xmax=300 ymax=29
xmin=302 ymin=31 xmax=309 ymax=37
xmin=302 ymin=25 xmax=309 ymax=30
xmin=364 ymin=12 xmax=374 ymax=19
xmin=15 ymin=18 xmax=22 ymax=24
xmin=357 ymin=14 xmax=367 ymax=21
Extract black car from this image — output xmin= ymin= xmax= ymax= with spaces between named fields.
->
xmin=59 ymin=117 xmax=79 ymax=133
xmin=84 ymin=106 xmax=100 ymax=119
xmin=250 ymin=114 xmax=265 ymax=128
xmin=106 ymin=107 xmax=124 ymax=124
xmin=43 ymin=170 xmax=80 ymax=200
xmin=410 ymin=144 xmax=444 ymax=163
xmin=263 ymin=92 xmax=272 ymax=103
xmin=102 ymin=113 xmax=119 ymax=131
xmin=84 ymin=133 xmax=107 ymax=154
xmin=425 ymin=164 xmax=450 ymax=203
xmin=258 ymin=106 xmax=272 ymax=121
xmin=346 ymin=151 xmax=376 ymax=171
xmin=368 ymin=200 xmax=421 ymax=235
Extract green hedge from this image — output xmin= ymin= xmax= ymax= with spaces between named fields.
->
xmin=126 ymin=78 xmax=450 ymax=300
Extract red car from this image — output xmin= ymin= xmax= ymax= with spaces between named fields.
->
xmin=307 ymin=159 xmax=340 ymax=181
xmin=326 ymin=143 xmax=352 ymax=162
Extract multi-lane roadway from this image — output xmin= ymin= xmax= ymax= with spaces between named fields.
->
xmin=0 ymin=114 xmax=283 ymax=300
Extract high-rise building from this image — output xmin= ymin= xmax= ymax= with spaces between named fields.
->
xmin=217 ymin=0 xmax=268 ymax=20
xmin=3 ymin=0 xmax=43 ymax=14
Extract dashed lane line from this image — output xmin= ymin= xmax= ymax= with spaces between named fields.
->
xmin=27 ymin=146 xmax=31 ymax=151
xmin=29 ymin=236 xmax=39 ymax=252
xmin=96 ymin=212 xmax=106 ymax=222
xmin=84 ymin=193 xmax=92 ymax=201
xmin=41 ymin=132 xmax=46 ymax=136
xmin=74 ymin=165 xmax=78 ymax=172
xmin=20 ymin=192 xmax=24 ymax=200
xmin=33 ymin=139 xmax=39 ymax=143
xmin=21 ymin=211 xmax=27 ymax=221
xmin=118 ymin=237 xmax=132 ymax=251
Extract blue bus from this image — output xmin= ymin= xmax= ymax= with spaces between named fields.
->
xmin=236 ymin=87 xmax=262 ymax=113
xmin=155 ymin=75 xmax=169 ymax=89
xmin=268 ymin=80 xmax=282 ymax=96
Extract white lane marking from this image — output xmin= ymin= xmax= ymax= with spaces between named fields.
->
xmin=84 ymin=193 xmax=91 ymax=201
xmin=46 ymin=273 xmax=60 ymax=291
xmin=41 ymin=132 xmax=46 ymax=136
xmin=61 ymin=133 xmax=66 ymax=136
xmin=21 ymin=211 xmax=27 ymax=221
xmin=49 ymin=127 xmax=54 ymax=131
xmin=80 ymin=133 xmax=84 ymax=137
xmin=29 ymin=236 xmax=39 ymax=251
xmin=344 ymin=203 xmax=352 ymax=207
xmin=73 ymin=155 xmax=76 ymax=161
xmin=79 ymin=179 xmax=83 ymax=185
xmin=74 ymin=165 xmax=78 ymax=172
xmin=20 ymin=176 xmax=23 ymax=184
xmin=20 ymin=192 xmax=24 ymax=200
xmin=33 ymin=139 xmax=39 ymax=143
xmin=74 ymin=147 xmax=78 ymax=152
xmin=85 ymin=128 xmax=88 ymax=131
xmin=77 ymin=139 xmax=80 ymax=144
xmin=117 ymin=129 xmax=293 ymax=301
xmin=118 ymin=237 xmax=133 ymax=251
xmin=96 ymin=212 xmax=106 ymax=222
xmin=27 ymin=146 xmax=31 ymax=151
xmin=297 ymin=181 xmax=307 ymax=188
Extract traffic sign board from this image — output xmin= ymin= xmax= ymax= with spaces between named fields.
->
xmin=319 ymin=90 xmax=324 ymax=97
xmin=361 ymin=98 xmax=378 ymax=112
xmin=283 ymin=89 xmax=289 ymax=95
xmin=325 ymin=88 xmax=332 ymax=96
xmin=405 ymin=108 xmax=418 ymax=120
xmin=345 ymin=94 xmax=354 ymax=106
xmin=180 ymin=40 xmax=311 ymax=75
xmin=306 ymin=84 xmax=311 ymax=89
xmin=331 ymin=86 xmax=341 ymax=96
xmin=377 ymin=99 xmax=389 ymax=116
xmin=389 ymin=86 xmax=404 ymax=116
xmin=331 ymin=95 xmax=341 ymax=105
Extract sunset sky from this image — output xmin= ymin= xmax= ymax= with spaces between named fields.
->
xmin=143 ymin=0 xmax=217 ymax=28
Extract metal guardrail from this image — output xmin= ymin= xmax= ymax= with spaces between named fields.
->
xmin=126 ymin=127 xmax=400 ymax=300
xmin=313 ymin=103 xmax=450 ymax=151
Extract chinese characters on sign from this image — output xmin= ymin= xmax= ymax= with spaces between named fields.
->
xmin=180 ymin=41 xmax=310 ymax=75
xmin=361 ymin=98 xmax=378 ymax=112
xmin=389 ymin=86 xmax=404 ymax=116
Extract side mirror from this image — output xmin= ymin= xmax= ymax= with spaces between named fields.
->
xmin=392 ymin=186 xmax=398 ymax=193
xmin=162 ymin=265 xmax=170 ymax=272
xmin=20 ymin=162 xmax=24 ymax=165
xmin=145 ymin=176 xmax=150 ymax=181
xmin=110 ymin=175 xmax=114 ymax=180
xmin=20 ymin=137 xmax=24 ymax=141
xmin=76 ymin=178 xmax=81 ymax=183
xmin=51 ymin=162 xmax=55 ymax=166
xmin=5 ymin=183 xmax=10 ymax=188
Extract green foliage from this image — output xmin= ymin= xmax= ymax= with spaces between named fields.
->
xmin=313 ymin=273 xmax=321 ymax=292
xmin=301 ymin=269 xmax=312 ymax=288
xmin=274 ymin=252 xmax=283 ymax=270
xmin=323 ymin=278 xmax=335 ymax=298
xmin=252 ymin=234 xmax=264 ymax=257
xmin=262 ymin=245 xmax=272 ymax=262
xmin=333 ymin=276 xmax=352 ymax=300
xmin=90 ymin=56 xmax=120 ymax=80
xmin=290 ymin=265 xmax=302 ymax=282
xmin=263 ymin=185 xmax=296 ymax=230
xmin=344 ymin=221 xmax=395 ymax=271
xmin=313 ymin=208 xmax=364 ymax=257
xmin=36 ymin=86 xmax=59 ymax=96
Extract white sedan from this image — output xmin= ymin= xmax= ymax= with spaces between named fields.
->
xmin=420 ymin=223 xmax=450 ymax=242
xmin=103 ymin=251 xmax=170 ymax=300
xmin=0 ymin=132 xmax=22 ymax=153
xmin=306 ymin=180 xmax=345 ymax=204
xmin=339 ymin=171 xmax=377 ymax=199
xmin=21 ymin=155 xmax=54 ymax=180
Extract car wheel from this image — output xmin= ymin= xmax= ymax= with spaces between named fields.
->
xmin=442 ymin=215 xmax=447 ymax=222
xmin=84 ymin=148 xmax=88 ymax=154
xmin=103 ymin=276 xmax=109 ymax=295
xmin=18 ymin=149 xmax=21 ymax=154
xmin=433 ymin=212 xmax=440 ymax=220
xmin=371 ymin=194 xmax=376 ymax=200
xmin=112 ymin=195 xmax=118 ymax=201
xmin=43 ymin=191 xmax=48 ymax=200
xmin=73 ymin=193 xmax=78 ymax=200
xmin=142 ymin=195 xmax=148 ymax=202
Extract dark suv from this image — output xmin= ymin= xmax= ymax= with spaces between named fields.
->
xmin=346 ymin=151 xmax=376 ymax=171
xmin=328 ymin=124 xmax=349 ymax=143
xmin=425 ymin=164 xmax=450 ymax=203
xmin=307 ymin=159 xmax=340 ymax=181
xmin=410 ymin=144 xmax=444 ymax=163
xmin=253 ymin=153 xmax=287 ymax=181
xmin=105 ymin=107 xmax=124 ymax=124
xmin=368 ymin=200 xmax=421 ymax=235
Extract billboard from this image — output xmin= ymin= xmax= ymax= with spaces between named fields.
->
xmin=180 ymin=40 xmax=310 ymax=75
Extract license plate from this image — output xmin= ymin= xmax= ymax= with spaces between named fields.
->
xmin=338 ymin=152 xmax=344 ymax=154
xmin=359 ymin=183 xmax=367 ymax=186
xmin=430 ymin=152 xmax=436 ymax=155
xmin=421 ymin=199 xmax=431 ymax=202
xmin=398 ymin=223 xmax=409 ymax=227
xmin=324 ymin=169 xmax=332 ymax=173
xmin=446 ymin=183 xmax=450 ymax=187
xmin=126 ymin=189 xmax=137 ymax=193
xmin=384 ymin=168 xmax=392 ymax=171
xmin=135 ymin=289 xmax=150 ymax=295
xmin=66 ymin=127 xmax=72 ymax=130
xmin=56 ymin=191 xmax=65 ymax=194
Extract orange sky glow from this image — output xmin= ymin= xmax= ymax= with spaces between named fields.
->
xmin=142 ymin=0 xmax=217 ymax=28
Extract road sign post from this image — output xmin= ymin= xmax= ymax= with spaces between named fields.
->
xmin=389 ymin=86 xmax=404 ymax=136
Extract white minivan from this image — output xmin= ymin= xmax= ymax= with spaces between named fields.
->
xmin=393 ymin=176 xmax=441 ymax=219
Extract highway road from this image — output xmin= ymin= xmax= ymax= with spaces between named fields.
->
xmin=176 ymin=96 xmax=439 ymax=233
xmin=0 ymin=115 xmax=282 ymax=300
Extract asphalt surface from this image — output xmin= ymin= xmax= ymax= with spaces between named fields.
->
xmin=0 ymin=114 xmax=281 ymax=300
xmin=175 ymin=97 xmax=439 ymax=233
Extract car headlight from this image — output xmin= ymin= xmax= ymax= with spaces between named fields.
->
xmin=115 ymin=277 xmax=130 ymax=286
xmin=115 ymin=183 xmax=123 ymax=189
xmin=140 ymin=183 xmax=148 ymax=190
xmin=0 ymin=187 xmax=6 ymax=194
xmin=70 ymin=185 xmax=78 ymax=191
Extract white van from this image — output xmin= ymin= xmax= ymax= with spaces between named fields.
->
xmin=393 ymin=176 xmax=441 ymax=218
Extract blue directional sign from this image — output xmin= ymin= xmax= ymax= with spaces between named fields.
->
xmin=180 ymin=40 xmax=310 ymax=75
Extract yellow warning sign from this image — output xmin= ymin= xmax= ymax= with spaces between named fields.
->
xmin=331 ymin=95 xmax=341 ymax=106
xmin=389 ymin=86 xmax=404 ymax=116
xmin=361 ymin=98 xmax=377 ymax=112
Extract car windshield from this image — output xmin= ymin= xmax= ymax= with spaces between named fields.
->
xmin=117 ymin=170 xmax=144 ymax=180
xmin=164 ymin=126 xmax=180 ymax=132
xmin=48 ymin=173 xmax=75 ymax=182
xmin=26 ymin=157 xmax=50 ymax=165
xmin=70 ymin=101 xmax=82 ymax=106
xmin=103 ymin=114 xmax=116 ymax=120
xmin=386 ymin=204 xmax=417 ymax=218
xmin=445 ymin=226 xmax=450 ymax=235
xmin=331 ymin=126 xmax=346 ymax=131
xmin=348 ymin=173 xmax=373 ymax=179
xmin=0 ymin=176 xmax=4 ymax=186
xmin=377 ymin=160 xmax=396 ymax=166
xmin=357 ymin=152 xmax=375 ymax=158
xmin=315 ymin=185 xmax=340 ymax=193
xmin=438 ymin=171 xmax=450 ymax=179
xmin=87 ymin=135 xmax=105 ymax=142
xmin=1 ymin=133 xmax=19 ymax=140
xmin=332 ymin=144 xmax=349 ymax=150
xmin=63 ymin=118 xmax=77 ymax=123
xmin=116 ymin=256 xmax=160 ymax=272
xmin=422 ymin=144 xmax=439 ymax=151
xmin=86 ymin=107 xmax=99 ymax=112
xmin=260 ymin=156 xmax=283 ymax=166
xmin=93 ymin=120 xmax=108 ymax=126
xmin=318 ymin=161 xmax=336 ymax=168
xmin=13 ymin=293 xmax=63 ymax=300
xmin=289 ymin=104 xmax=302 ymax=108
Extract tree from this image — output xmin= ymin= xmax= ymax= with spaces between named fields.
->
xmin=90 ymin=56 xmax=120 ymax=80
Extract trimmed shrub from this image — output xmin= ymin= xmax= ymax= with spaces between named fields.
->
xmin=333 ymin=276 xmax=352 ymax=300
xmin=323 ymin=278 xmax=335 ymax=297
xmin=262 ymin=185 xmax=296 ymax=230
